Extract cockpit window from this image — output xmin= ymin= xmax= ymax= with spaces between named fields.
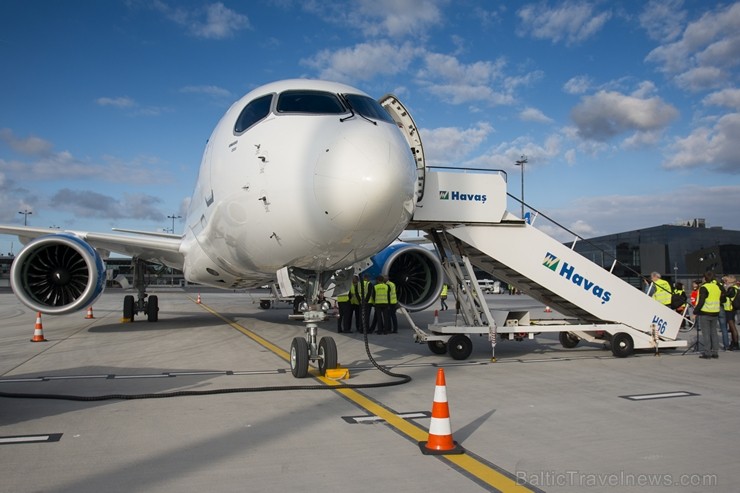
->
xmin=343 ymin=94 xmax=395 ymax=124
xmin=235 ymin=94 xmax=273 ymax=133
xmin=276 ymin=90 xmax=346 ymax=114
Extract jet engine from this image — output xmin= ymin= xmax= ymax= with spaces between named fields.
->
xmin=10 ymin=234 xmax=106 ymax=315
xmin=366 ymin=243 xmax=444 ymax=311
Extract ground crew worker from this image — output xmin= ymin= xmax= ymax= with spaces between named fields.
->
xmin=387 ymin=277 xmax=398 ymax=333
xmin=722 ymin=275 xmax=738 ymax=350
xmin=648 ymin=272 xmax=672 ymax=306
xmin=440 ymin=283 xmax=448 ymax=311
xmin=693 ymin=271 xmax=722 ymax=359
xmin=336 ymin=290 xmax=351 ymax=333
xmin=350 ymin=274 xmax=373 ymax=333
xmin=371 ymin=275 xmax=390 ymax=334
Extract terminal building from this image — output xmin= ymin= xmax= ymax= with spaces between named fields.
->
xmin=568 ymin=218 xmax=740 ymax=288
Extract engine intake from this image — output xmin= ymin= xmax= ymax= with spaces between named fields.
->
xmin=10 ymin=234 xmax=106 ymax=315
xmin=367 ymin=243 xmax=443 ymax=312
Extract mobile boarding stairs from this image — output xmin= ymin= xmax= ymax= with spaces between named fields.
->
xmin=404 ymin=167 xmax=689 ymax=360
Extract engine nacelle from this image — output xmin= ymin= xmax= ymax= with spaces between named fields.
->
xmin=10 ymin=234 xmax=106 ymax=315
xmin=366 ymin=243 xmax=443 ymax=311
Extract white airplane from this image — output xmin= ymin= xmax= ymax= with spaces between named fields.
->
xmin=0 ymin=79 xmax=430 ymax=378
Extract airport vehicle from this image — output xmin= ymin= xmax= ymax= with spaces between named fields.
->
xmin=0 ymin=79 xmax=420 ymax=378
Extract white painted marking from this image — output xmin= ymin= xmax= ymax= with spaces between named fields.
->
xmin=0 ymin=436 xmax=50 ymax=444
xmin=622 ymin=391 xmax=697 ymax=401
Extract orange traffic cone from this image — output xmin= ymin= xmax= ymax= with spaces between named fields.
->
xmin=85 ymin=306 xmax=95 ymax=319
xmin=544 ymin=306 xmax=552 ymax=313
xmin=31 ymin=312 xmax=47 ymax=342
xmin=433 ymin=309 xmax=439 ymax=324
xmin=196 ymin=293 xmax=202 ymax=304
xmin=419 ymin=368 xmax=464 ymax=455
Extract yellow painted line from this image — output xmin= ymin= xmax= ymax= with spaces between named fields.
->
xmin=194 ymin=297 xmax=535 ymax=493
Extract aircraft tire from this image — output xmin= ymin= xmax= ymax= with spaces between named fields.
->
xmin=318 ymin=337 xmax=338 ymax=375
xmin=146 ymin=295 xmax=159 ymax=322
xmin=448 ymin=334 xmax=472 ymax=360
xmin=290 ymin=337 xmax=309 ymax=378
xmin=123 ymin=295 xmax=135 ymax=321
xmin=427 ymin=340 xmax=448 ymax=355
xmin=259 ymin=300 xmax=271 ymax=309
xmin=559 ymin=331 xmax=580 ymax=348
xmin=611 ymin=332 xmax=634 ymax=358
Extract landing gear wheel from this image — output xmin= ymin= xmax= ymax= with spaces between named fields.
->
xmin=290 ymin=337 xmax=309 ymax=378
xmin=318 ymin=337 xmax=338 ymax=376
xmin=611 ymin=332 xmax=634 ymax=358
xmin=259 ymin=300 xmax=271 ymax=309
xmin=146 ymin=295 xmax=159 ymax=322
xmin=428 ymin=340 xmax=448 ymax=355
xmin=448 ymin=334 xmax=473 ymax=360
xmin=559 ymin=331 xmax=580 ymax=348
xmin=123 ymin=295 xmax=135 ymax=321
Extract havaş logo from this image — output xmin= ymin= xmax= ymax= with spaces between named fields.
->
xmin=439 ymin=190 xmax=487 ymax=204
xmin=543 ymin=252 xmax=612 ymax=304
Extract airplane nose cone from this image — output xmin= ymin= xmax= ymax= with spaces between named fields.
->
xmin=314 ymin=125 xmax=416 ymax=237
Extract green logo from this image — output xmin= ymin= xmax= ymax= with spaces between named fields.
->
xmin=439 ymin=190 xmax=449 ymax=200
xmin=543 ymin=252 xmax=559 ymax=271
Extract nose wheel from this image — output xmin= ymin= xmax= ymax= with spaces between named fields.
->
xmin=289 ymin=310 xmax=338 ymax=378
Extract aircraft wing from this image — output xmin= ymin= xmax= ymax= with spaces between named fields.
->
xmin=0 ymin=225 xmax=184 ymax=269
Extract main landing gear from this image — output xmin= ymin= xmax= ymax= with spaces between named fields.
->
xmin=121 ymin=258 xmax=159 ymax=323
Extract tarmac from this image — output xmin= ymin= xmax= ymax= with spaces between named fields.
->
xmin=1 ymin=288 xmax=738 ymax=493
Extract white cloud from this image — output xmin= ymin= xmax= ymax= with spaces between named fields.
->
xmin=0 ymin=128 xmax=53 ymax=156
xmin=517 ymin=1 xmax=612 ymax=45
xmin=663 ymin=112 xmax=740 ymax=173
xmin=153 ymin=1 xmax=249 ymax=39
xmin=50 ymin=189 xmax=164 ymax=221
xmin=703 ymin=88 xmax=740 ymax=110
xmin=96 ymin=96 xmax=136 ymax=108
xmin=645 ymin=2 xmax=740 ymax=91
xmin=570 ymin=89 xmax=678 ymax=142
xmin=421 ymin=122 xmax=493 ymax=166
xmin=180 ymin=85 xmax=232 ymax=98
xmin=638 ymin=0 xmax=686 ymax=42
xmin=302 ymin=41 xmax=419 ymax=82
xmin=519 ymin=107 xmax=553 ymax=124
xmin=563 ymin=75 xmax=592 ymax=95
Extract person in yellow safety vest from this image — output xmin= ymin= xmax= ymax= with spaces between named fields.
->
xmin=721 ymin=275 xmax=738 ymax=350
xmin=649 ymin=272 xmax=672 ymax=306
xmin=336 ymin=290 xmax=352 ymax=333
xmin=350 ymin=274 xmax=373 ymax=333
xmin=693 ymin=271 xmax=722 ymax=359
xmin=440 ymin=283 xmax=448 ymax=311
xmin=371 ymin=275 xmax=390 ymax=334
xmin=387 ymin=277 xmax=398 ymax=333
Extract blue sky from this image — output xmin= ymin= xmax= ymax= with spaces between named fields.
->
xmin=1 ymin=0 xmax=739 ymax=255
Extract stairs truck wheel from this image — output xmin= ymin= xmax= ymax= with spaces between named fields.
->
xmin=290 ymin=337 xmax=309 ymax=378
xmin=428 ymin=340 xmax=448 ymax=355
xmin=448 ymin=334 xmax=473 ymax=360
xmin=318 ymin=337 xmax=338 ymax=376
xmin=559 ymin=331 xmax=580 ymax=348
xmin=123 ymin=295 xmax=135 ymax=321
xmin=611 ymin=332 xmax=634 ymax=358
xmin=259 ymin=300 xmax=271 ymax=309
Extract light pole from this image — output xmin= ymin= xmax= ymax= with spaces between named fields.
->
xmin=167 ymin=214 xmax=182 ymax=234
xmin=514 ymin=156 xmax=527 ymax=219
xmin=18 ymin=209 xmax=32 ymax=226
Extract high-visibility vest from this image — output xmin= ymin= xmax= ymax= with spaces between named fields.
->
xmin=652 ymin=279 xmax=672 ymax=305
xmin=336 ymin=292 xmax=349 ymax=303
xmin=724 ymin=286 xmax=738 ymax=311
xmin=700 ymin=282 xmax=721 ymax=314
xmin=440 ymin=284 xmax=448 ymax=297
xmin=350 ymin=281 xmax=370 ymax=304
xmin=374 ymin=282 xmax=389 ymax=304
xmin=387 ymin=280 xmax=397 ymax=304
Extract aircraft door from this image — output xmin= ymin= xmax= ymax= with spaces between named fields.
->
xmin=379 ymin=95 xmax=426 ymax=203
